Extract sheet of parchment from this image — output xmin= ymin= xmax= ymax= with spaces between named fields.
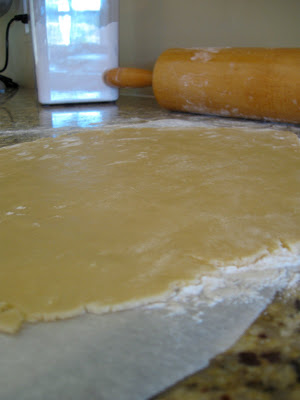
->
xmin=0 ymin=275 xmax=298 ymax=400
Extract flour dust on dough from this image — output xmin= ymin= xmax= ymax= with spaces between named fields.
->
xmin=0 ymin=126 xmax=299 ymax=333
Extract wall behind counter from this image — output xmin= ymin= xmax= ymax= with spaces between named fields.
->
xmin=0 ymin=0 xmax=299 ymax=89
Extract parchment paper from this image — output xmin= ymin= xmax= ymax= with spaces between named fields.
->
xmin=0 ymin=283 xmax=289 ymax=400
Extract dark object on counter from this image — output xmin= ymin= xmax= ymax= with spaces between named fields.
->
xmin=0 ymin=74 xmax=18 ymax=89
xmin=0 ymin=13 xmax=29 ymax=91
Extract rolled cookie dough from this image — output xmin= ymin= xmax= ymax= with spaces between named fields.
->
xmin=0 ymin=126 xmax=299 ymax=333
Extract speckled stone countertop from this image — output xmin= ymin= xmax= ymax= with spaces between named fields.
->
xmin=1 ymin=88 xmax=299 ymax=400
xmin=153 ymin=285 xmax=300 ymax=400
xmin=1 ymin=87 xmax=300 ymax=147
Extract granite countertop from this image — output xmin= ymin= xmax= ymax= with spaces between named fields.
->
xmin=153 ymin=285 xmax=300 ymax=400
xmin=0 ymin=88 xmax=299 ymax=399
xmin=1 ymin=87 xmax=300 ymax=146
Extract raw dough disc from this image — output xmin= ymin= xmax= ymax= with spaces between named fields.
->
xmin=0 ymin=126 xmax=299 ymax=333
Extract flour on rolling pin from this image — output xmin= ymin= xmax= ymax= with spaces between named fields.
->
xmin=190 ymin=47 xmax=222 ymax=62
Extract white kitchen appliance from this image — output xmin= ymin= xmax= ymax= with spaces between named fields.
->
xmin=29 ymin=0 xmax=119 ymax=104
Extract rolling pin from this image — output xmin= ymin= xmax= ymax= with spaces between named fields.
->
xmin=105 ymin=48 xmax=300 ymax=124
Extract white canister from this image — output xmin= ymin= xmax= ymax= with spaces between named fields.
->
xmin=29 ymin=0 xmax=119 ymax=105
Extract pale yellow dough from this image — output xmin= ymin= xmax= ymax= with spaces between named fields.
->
xmin=0 ymin=126 xmax=299 ymax=333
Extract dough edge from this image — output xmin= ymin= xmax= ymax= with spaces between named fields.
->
xmin=1 ymin=240 xmax=299 ymax=335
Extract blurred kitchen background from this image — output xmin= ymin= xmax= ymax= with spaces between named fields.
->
xmin=1 ymin=0 xmax=300 ymax=89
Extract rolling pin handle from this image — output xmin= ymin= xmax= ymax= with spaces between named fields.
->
xmin=104 ymin=68 xmax=153 ymax=88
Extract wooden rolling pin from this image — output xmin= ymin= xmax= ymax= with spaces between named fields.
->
xmin=105 ymin=48 xmax=300 ymax=124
